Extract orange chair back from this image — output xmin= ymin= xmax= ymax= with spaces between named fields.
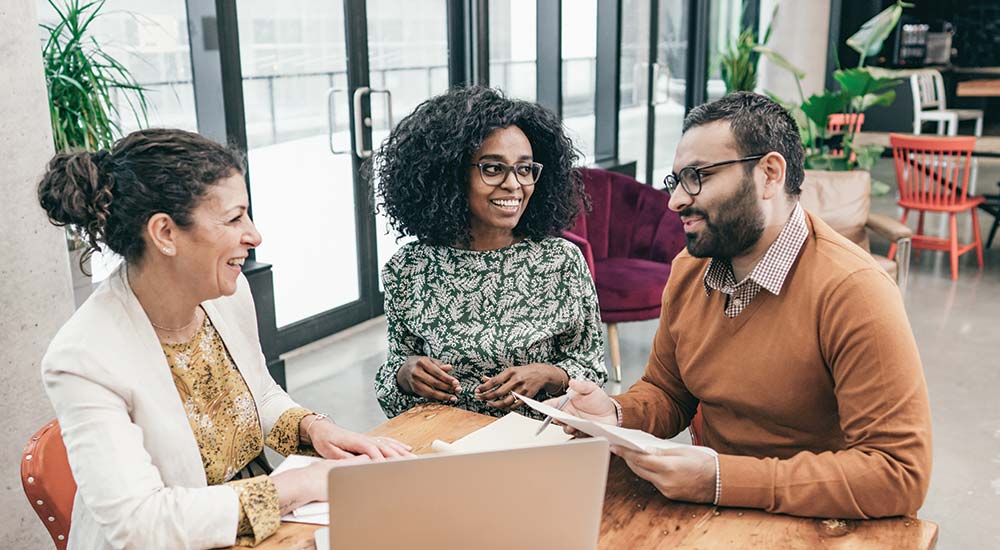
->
xmin=22 ymin=420 xmax=76 ymax=549
xmin=827 ymin=112 xmax=865 ymax=135
xmin=889 ymin=133 xmax=976 ymax=208
xmin=826 ymin=113 xmax=865 ymax=158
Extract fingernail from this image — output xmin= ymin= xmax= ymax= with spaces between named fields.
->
xmin=450 ymin=397 xmax=458 ymax=403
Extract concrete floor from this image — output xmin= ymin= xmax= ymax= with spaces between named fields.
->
xmin=283 ymin=158 xmax=1000 ymax=549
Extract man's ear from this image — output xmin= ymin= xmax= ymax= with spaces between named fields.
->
xmin=758 ymin=152 xmax=787 ymax=200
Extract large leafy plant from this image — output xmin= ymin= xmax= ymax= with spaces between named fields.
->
xmin=756 ymin=1 xmax=912 ymax=181
xmin=41 ymin=0 xmax=148 ymax=152
xmin=718 ymin=5 xmax=778 ymax=94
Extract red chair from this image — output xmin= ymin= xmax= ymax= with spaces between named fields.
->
xmin=887 ymin=134 xmax=984 ymax=280
xmin=22 ymin=420 xmax=76 ymax=549
xmin=826 ymin=113 xmax=865 ymax=159
xmin=563 ymin=168 xmax=686 ymax=382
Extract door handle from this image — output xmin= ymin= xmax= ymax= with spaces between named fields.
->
xmin=327 ymin=87 xmax=349 ymax=154
xmin=352 ymin=86 xmax=394 ymax=159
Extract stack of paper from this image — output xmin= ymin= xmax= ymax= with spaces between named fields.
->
xmin=512 ymin=392 xmax=718 ymax=457
xmin=430 ymin=411 xmax=572 ymax=453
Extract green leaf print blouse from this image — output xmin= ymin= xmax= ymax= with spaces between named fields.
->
xmin=375 ymin=236 xmax=607 ymax=418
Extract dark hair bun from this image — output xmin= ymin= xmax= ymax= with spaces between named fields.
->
xmin=38 ymin=150 xmax=114 ymax=252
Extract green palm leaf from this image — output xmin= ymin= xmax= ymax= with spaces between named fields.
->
xmin=41 ymin=0 xmax=148 ymax=152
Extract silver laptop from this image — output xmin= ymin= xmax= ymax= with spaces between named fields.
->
xmin=325 ymin=438 xmax=609 ymax=550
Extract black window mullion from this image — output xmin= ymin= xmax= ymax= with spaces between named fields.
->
xmin=343 ymin=0 xmax=380 ymax=321
xmin=684 ymin=0 xmax=710 ymax=113
xmin=593 ymin=0 xmax=622 ymax=164
xmin=643 ymin=0 xmax=659 ymax=186
xmin=536 ymin=0 xmax=562 ymax=116
xmin=446 ymin=0 xmax=469 ymax=85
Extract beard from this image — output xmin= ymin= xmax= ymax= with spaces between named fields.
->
xmin=681 ymin=174 xmax=765 ymax=259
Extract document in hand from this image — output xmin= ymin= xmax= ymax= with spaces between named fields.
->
xmin=512 ymin=392 xmax=718 ymax=457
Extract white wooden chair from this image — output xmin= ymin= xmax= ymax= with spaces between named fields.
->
xmin=910 ymin=70 xmax=983 ymax=137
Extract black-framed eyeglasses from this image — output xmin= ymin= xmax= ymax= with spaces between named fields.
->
xmin=663 ymin=154 xmax=766 ymax=196
xmin=470 ymin=161 xmax=544 ymax=186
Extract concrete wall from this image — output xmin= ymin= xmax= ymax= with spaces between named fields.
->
xmin=0 ymin=1 xmax=75 ymax=548
xmin=758 ymin=0 xmax=832 ymax=102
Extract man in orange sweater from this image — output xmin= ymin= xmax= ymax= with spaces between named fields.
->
xmin=558 ymin=92 xmax=932 ymax=519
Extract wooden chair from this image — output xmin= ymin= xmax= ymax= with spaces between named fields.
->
xmin=980 ymin=182 xmax=1000 ymax=248
xmin=799 ymin=169 xmax=912 ymax=291
xmin=22 ymin=420 xmax=76 ymax=549
xmin=910 ymin=70 xmax=983 ymax=137
xmin=827 ymin=113 xmax=865 ymax=159
xmin=887 ymin=134 xmax=984 ymax=280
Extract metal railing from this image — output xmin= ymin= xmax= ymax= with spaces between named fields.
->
xmin=115 ymin=56 xmax=635 ymax=147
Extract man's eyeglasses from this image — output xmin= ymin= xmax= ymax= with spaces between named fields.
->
xmin=470 ymin=161 xmax=544 ymax=187
xmin=663 ymin=154 xmax=765 ymax=196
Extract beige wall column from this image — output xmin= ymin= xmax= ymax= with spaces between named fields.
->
xmin=0 ymin=1 xmax=75 ymax=548
xmin=758 ymin=0 xmax=832 ymax=102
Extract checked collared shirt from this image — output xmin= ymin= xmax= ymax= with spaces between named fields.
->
xmin=703 ymin=202 xmax=808 ymax=318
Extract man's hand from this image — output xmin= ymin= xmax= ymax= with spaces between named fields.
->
xmin=396 ymin=356 xmax=462 ymax=402
xmin=544 ymin=378 xmax=617 ymax=429
xmin=475 ymin=363 xmax=568 ymax=411
xmin=611 ymin=445 xmax=717 ymax=504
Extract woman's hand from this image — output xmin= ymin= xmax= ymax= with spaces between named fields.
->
xmin=303 ymin=415 xmax=414 ymax=460
xmin=396 ymin=356 xmax=462 ymax=402
xmin=474 ymin=363 xmax=569 ymax=411
xmin=271 ymin=455 xmax=372 ymax=514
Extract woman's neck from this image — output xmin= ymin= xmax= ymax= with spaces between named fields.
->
xmin=127 ymin=261 xmax=202 ymax=334
xmin=467 ymin=226 xmax=519 ymax=251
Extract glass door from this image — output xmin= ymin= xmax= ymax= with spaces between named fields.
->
xmin=235 ymin=0 xmax=450 ymax=352
xmin=366 ymin=0 xmax=451 ymax=284
xmin=237 ymin=0 xmax=366 ymax=353
xmin=649 ymin=0 xmax=690 ymax=188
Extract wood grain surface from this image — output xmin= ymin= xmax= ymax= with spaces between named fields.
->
xmin=241 ymin=404 xmax=937 ymax=550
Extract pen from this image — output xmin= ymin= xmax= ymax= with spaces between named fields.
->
xmin=534 ymin=388 xmax=576 ymax=436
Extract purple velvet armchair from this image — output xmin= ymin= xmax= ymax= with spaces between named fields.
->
xmin=563 ymin=168 xmax=686 ymax=382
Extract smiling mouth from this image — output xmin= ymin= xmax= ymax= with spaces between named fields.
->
xmin=489 ymin=198 xmax=522 ymax=211
xmin=226 ymin=257 xmax=246 ymax=268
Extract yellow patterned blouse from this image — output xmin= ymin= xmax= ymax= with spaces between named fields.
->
xmin=161 ymin=314 xmax=315 ymax=546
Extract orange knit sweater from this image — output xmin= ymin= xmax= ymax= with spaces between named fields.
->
xmin=615 ymin=210 xmax=932 ymax=519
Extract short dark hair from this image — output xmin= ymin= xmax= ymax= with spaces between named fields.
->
xmin=683 ymin=91 xmax=804 ymax=196
xmin=38 ymin=128 xmax=245 ymax=264
xmin=367 ymin=85 xmax=586 ymax=247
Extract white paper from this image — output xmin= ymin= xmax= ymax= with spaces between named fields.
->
xmin=430 ymin=412 xmax=572 ymax=454
xmin=270 ymin=454 xmax=330 ymax=523
xmin=512 ymin=392 xmax=717 ymax=457
xmin=314 ymin=527 xmax=330 ymax=550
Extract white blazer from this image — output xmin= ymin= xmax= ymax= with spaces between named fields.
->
xmin=42 ymin=264 xmax=301 ymax=550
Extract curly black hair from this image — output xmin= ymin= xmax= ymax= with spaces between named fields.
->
xmin=366 ymin=85 xmax=587 ymax=247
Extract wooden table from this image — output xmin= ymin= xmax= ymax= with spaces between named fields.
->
xmin=240 ymin=404 xmax=938 ymax=549
xmin=854 ymin=131 xmax=1000 ymax=157
xmin=956 ymin=78 xmax=1000 ymax=97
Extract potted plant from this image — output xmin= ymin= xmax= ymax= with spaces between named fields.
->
xmin=754 ymin=1 xmax=913 ymax=194
xmin=40 ymin=0 xmax=148 ymax=282
xmin=718 ymin=5 xmax=778 ymax=94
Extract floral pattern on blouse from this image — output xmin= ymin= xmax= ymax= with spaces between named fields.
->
xmin=375 ymin=237 xmax=607 ymax=418
xmin=161 ymin=317 xmax=314 ymax=546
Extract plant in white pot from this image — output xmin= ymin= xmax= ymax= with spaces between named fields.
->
xmin=40 ymin=0 xmax=149 ymax=292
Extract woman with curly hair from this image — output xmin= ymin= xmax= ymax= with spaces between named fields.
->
xmin=370 ymin=86 xmax=607 ymax=419
xmin=37 ymin=129 xmax=411 ymax=549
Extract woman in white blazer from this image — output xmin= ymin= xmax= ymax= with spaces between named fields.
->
xmin=38 ymin=128 xmax=411 ymax=549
